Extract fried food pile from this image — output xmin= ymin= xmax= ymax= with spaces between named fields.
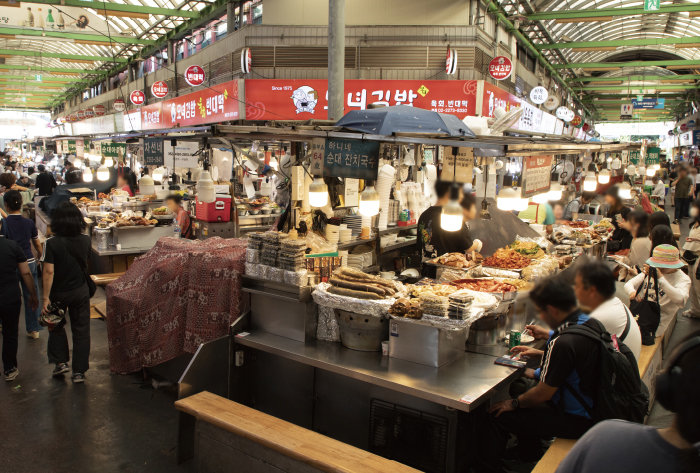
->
xmin=483 ymin=248 xmax=531 ymax=270
xmin=389 ymin=298 xmax=423 ymax=319
xmin=509 ymin=240 xmax=545 ymax=259
xmin=450 ymin=278 xmax=516 ymax=293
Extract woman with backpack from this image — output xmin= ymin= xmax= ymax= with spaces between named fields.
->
xmin=41 ymin=202 xmax=92 ymax=383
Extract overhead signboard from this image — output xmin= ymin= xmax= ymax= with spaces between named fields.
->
xmin=184 ymin=65 xmax=206 ymax=87
xmin=529 ymin=86 xmax=548 ymax=105
xmin=101 ymin=142 xmax=127 ymax=158
xmin=629 ymin=150 xmax=641 ymax=165
xmin=151 ymin=81 xmax=169 ymax=98
xmin=646 ymin=147 xmax=661 ymax=166
xmin=130 ymin=90 xmax=145 ymax=106
xmin=164 ymin=141 xmax=200 ymax=168
xmin=445 ymin=48 xmax=458 ymax=75
xmin=440 ymin=147 xmax=474 ymax=184
xmin=481 ymin=81 xmax=520 ymax=118
xmin=488 ymin=56 xmax=513 ymax=81
xmin=644 ymin=0 xmax=660 ymax=11
xmin=142 ymin=138 xmax=164 ymax=166
xmin=521 ymin=155 xmax=554 ymax=198
xmin=244 ymin=79 xmax=478 ymax=120
xmin=139 ymin=79 xmax=239 ymax=130
xmin=620 ymin=104 xmax=633 ymax=119
xmin=322 ymin=138 xmax=380 ymax=180
xmin=632 ymin=98 xmax=665 ymax=109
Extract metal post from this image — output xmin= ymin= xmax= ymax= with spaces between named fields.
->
xmin=238 ymin=1 xmax=244 ymax=29
xmin=328 ymin=0 xmax=345 ymax=121
xmin=167 ymin=40 xmax=175 ymax=66
xmin=227 ymin=1 xmax=236 ymax=33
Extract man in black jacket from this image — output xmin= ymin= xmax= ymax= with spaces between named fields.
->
xmin=35 ymin=165 xmax=57 ymax=196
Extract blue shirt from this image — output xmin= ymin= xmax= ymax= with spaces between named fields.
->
xmin=1 ymin=214 xmax=38 ymax=261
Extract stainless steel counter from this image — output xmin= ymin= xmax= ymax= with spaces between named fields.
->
xmin=90 ymin=241 xmax=152 ymax=257
xmin=234 ymin=331 xmax=522 ymax=412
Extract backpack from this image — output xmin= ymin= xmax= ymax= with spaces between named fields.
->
xmin=559 ymin=319 xmax=649 ymax=423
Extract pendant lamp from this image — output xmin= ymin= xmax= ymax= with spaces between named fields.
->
xmin=96 ymin=165 xmax=110 ymax=181
xmin=308 ymin=177 xmax=329 ymax=208
xmin=619 ymin=181 xmax=632 ymax=200
xmin=82 ymin=167 xmax=93 ymax=183
xmin=359 ymin=184 xmax=380 ymax=217
xmin=598 ymin=169 xmax=610 ymax=184
xmin=440 ymin=184 xmax=462 ymax=232
xmin=497 ymin=187 xmax=517 ymax=211
xmin=583 ymin=172 xmax=597 ymax=191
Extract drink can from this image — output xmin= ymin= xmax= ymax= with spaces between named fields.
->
xmin=508 ymin=330 xmax=521 ymax=349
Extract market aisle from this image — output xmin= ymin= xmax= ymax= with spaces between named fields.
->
xmin=0 ymin=312 xmax=193 ymax=473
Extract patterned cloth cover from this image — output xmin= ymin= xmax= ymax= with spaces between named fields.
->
xmin=106 ymin=237 xmax=247 ymax=374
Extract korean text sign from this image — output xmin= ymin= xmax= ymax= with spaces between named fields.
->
xmin=440 ymin=147 xmax=474 ymax=184
xmin=323 ymin=138 xmax=380 ymax=180
xmin=521 ymin=155 xmax=553 ymax=198
xmin=142 ymin=138 xmax=164 ymax=166
xmin=101 ymin=142 xmax=127 ymax=158
xmin=244 ymin=79 xmax=477 ymax=120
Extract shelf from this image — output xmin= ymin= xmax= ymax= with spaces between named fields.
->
xmin=380 ymin=238 xmax=418 ymax=253
xmin=336 ymin=238 xmax=375 ymax=250
xmin=376 ymin=224 xmax=417 ymax=236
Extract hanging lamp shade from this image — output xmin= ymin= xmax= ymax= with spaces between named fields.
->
xmin=358 ymin=185 xmax=380 ymax=217
xmin=583 ymin=172 xmax=597 ymax=191
xmin=308 ymin=177 xmax=329 ymax=208
xmin=619 ymin=181 xmax=632 ymax=200
xmin=96 ymin=165 xmax=110 ymax=181
xmin=598 ymin=169 xmax=610 ymax=184
xmin=547 ymin=181 xmax=562 ymax=201
xmin=440 ymin=185 xmax=463 ymax=232
xmin=82 ymin=167 xmax=93 ymax=183
xmin=496 ymin=187 xmax=517 ymax=211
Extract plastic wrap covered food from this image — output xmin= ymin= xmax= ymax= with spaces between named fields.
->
xmin=483 ymin=248 xmax=531 ymax=270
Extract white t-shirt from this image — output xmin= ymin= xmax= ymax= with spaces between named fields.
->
xmin=624 ymin=269 xmax=691 ymax=336
xmin=652 ymin=181 xmax=665 ymax=198
xmin=589 ymin=297 xmax=641 ymax=361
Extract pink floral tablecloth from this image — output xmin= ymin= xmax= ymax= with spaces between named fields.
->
xmin=106 ymin=237 xmax=247 ymax=374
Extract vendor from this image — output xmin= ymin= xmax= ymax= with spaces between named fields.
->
xmin=116 ymin=167 xmax=137 ymax=197
xmin=605 ymin=185 xmax=632 ymax=253
xmin=518 ymin=201 xmax=556 ymax=235
xmin=562 ymin=191 xmax=595 ymax=221
xmin=165 ymin=195 xmax=192 ymax=239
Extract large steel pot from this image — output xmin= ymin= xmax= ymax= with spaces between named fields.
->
xmin=467 ymin=312 xmax=508 ymax=346
xmin=337 ymin=310 xmax=388 ymax=352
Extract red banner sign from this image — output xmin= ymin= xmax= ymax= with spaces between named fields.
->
xmin=489 ymin=56 xmax=513 ymax=81
xmin=113 ymin=98 xmax=126 ymax=112
xmin=184 ymin=65 xmax=205 ymax=87
xmin=93 ymin=104 xmax=106 ymax=116
xmin=139 ymin=79 xmax=239 ymax=130
xmin=571 ymin=115 xmax=582 ymax=127
xmin=151 ymin=81 xmax=169 ymax=98
xmin=130 ymin=90 xmax=145 ymax=105
xmin=244 ymin=79 xmax=478 ymax=121
xmin=482 ymin=81 xmax=520 ymax=118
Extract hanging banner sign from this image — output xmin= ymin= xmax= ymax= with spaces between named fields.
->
xmin=184 ymin=65 xmax=206 ymax=87
xmin=482 ymin=81 xmax=520 ymax=117
xmin=164 ymin=141 xmax=200 ymax=168
xmin=83 ymin=108 xmax=95 ymax=119
xmin=521 ymin=155 xmax=553 ymax=198
xmin=632 ymin=98 xmax=665 ymax=109
xmin=488 ymin=56 xmax=513 ymax=81
xmin=620 ymin=104 xmax=633 ymax=119
xmin=130 ymin=90 xmax=145 ymax=105
xmin=142 ymin=138 xmax=164 ymax=166
xmin=56 ymin=140 xmax=63 ymax=155
xmin=571 ymin=115 xmax=583 ymax=127
xmin=151 ymin=81 xmax=169 ymax=98
xmin=646 ymin=147 xmax=661 ymax=166
xmin=440 ymin=147 xmax=474 ymax=184
xmin=66 ymin=140 xmax=77 ymax=154
xmin=529 ymin=86 xmax=548 ymax=105
xmin=101 ymin=142 xmax=127 ymax=158
xmin=113 ymin=98 xmax=126 ymax=112
xmin=322 ymin=138 xmax=380 ymax=180
xmin=629 ymin=150 xmax=641 ymax=165
xmin=309 ymin=138 xmax=325 ymax=176
xmin=138 ymin=79 xmax=239 ymax=130
xmin=445 ymin=48 xmax=458 ymax=75
xmin=75 ymin=140 xmax=85 ymax=158
xmin=94 ymin=104 xmax=106 ymax=116
xmin=241 ymin=48 xmax=252 ymax=74
xmin=244 ymin=79 xmax=478 ymax=120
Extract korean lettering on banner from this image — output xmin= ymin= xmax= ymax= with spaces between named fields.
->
xmin=521 ymin=155 xmax=553 ymax=198
xmin=646 ymin=147 xmax=661 ymax=166
xmin=164 ymin=141 xmax=199 ymax=168
xmin=56 ymin=140 xmax=63 ymax=154
xmin=629 ymin=150 xmax=640 ymax=165
xmin=440 ymin=147 xmax=474 ymax=184
xmin=75 ymin=140 xmax=85 ymax=159
xmin=141 ymin=103 xmax=162 ymax=129
xmin=142 ymin=138 xmax=164 ymax=166
xmin=309 ymin=138 xmax=325 ymax=176
xmin=67 ymin=140 xmax=77 ymax=154
xmin=101 ymin=142 xmax=127 ymax=158
xmin=322 ymin=138 xmax=380 ymax=180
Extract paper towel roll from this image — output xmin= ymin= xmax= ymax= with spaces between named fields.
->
xmin=424 ymin=164 xmax=438 ymax=202
xmin=376 ymin=164 xmax=396 ymax=230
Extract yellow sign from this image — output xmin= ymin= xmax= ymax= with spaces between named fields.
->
xmin=417 ymin=85 xmax=429 ymax=97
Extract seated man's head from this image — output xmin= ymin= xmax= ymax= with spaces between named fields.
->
xmin=580 ymin=191 xmax=596 ymax=204
xmin=460 ymin=192 xmax=477 ymax=221
xmin=574 ymin=261 xmax=616 ymax=312
xmin=529 ymin=275 xmax=578 ymax=329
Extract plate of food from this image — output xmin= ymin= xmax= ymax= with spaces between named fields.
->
xmin=506 ymin=333 xmax=535 ymax=345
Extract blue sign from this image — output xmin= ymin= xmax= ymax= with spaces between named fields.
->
xmin=323 ymin=138 xmax=380 ymax=180
xmin=693 ymin=130 xmax=700 ymax=146
xmin=632 ymin=98 xmax=665 ymax=110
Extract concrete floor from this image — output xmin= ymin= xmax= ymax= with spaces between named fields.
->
xmin=0 ymin=200 xmax=697 ymax=473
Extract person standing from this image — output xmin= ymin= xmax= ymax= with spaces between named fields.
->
xmin=0 ymin=190 xmax=43 ymax=338
xmin=0 ymin=236 xmax=38 ymax=381
xmin=671 ymin=166 xmax=693 ymax=224
xmin=605 ymin=186 xmax=632 ymax=253
xmin=116 ymin=167 xmax=137 ymax=197
xmin=682 ymin=199 xmax=700 ymax=319
xmin=35 ymin=164 xmax=57 ymax=196
xmin=689 ymin=166 xmax=699 ymax=198
xmin=41 ymin=202 xmax=92 ymax=383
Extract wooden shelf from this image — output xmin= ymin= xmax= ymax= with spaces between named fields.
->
xmin=380 ymin=238 xmax=418 ymax=253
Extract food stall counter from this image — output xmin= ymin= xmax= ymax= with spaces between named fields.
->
xmin=234 ymin=330 xmax=521 ymax=412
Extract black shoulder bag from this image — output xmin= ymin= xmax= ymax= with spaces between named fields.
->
xmin=629 ymin=270 xmax=660 ymax=346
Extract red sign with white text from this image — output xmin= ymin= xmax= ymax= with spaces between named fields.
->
xmin=130 ymin=90 xmax=145 ymax=105
xmin=151 ymin=81 xmax=169 ymax=98
xmin=184 ymin=65 xmax=205 ymax=87
xmin=244 ymin=79 xmax=478 ymax=121
xmin=139 ymin=79 xmax=239 ymax=130
xmin=482 ymin=81 xmax=520 ymax=118
xmin=489 ymin=56 xmax=513 ymax=81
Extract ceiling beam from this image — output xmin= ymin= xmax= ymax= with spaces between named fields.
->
xmin=0 ymin=80 xmax=76 ymax=88
xmin=0 ymin=26 xmax=155 ymax=45
xmin=28 ymin=0 xmax=199 ymax=19
xmin=0 ymin=75 xmax=82 ymax=82
xmin=0 ymin=49 xmax=127 ymax=63
xmin=525 ymin=3 xmax=700 ymax=21
xmin=574 ymin=84 xmax=698 ymax=91
xmin=0 ymin=64 xmax=107 ymax=75
xmin=554 ymin=60 xmax=700 ymax=69
xmin=537 ymin=36 xmax=700 ymax=50
xmin=572 ymin=74 xmax=700 ymax=83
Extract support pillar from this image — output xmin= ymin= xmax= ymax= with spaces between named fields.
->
xmin=227 ymin=1 xmax=236 ymax=32
xmin=327 ymin=0 xmax=345 ymax=121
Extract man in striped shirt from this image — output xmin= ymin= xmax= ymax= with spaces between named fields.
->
xmin=483 ymin=276 xmax=600 ymax=468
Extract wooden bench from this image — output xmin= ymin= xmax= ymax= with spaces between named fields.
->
xmin=90 ymin=272 xmax=125 ymax=287
xmin=175 ymin=391 xmax=421 ymax=473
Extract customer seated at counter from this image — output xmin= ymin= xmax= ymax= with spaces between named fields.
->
xmin=480 ymin=277 xmax=600 ymax=468
xmin=605 ymin=186 xmax=632 ymax=253
xmin=556 ymin=332 xmax=700 ymax=473
xmin=573 ymin=261 xmax=641 ymax=360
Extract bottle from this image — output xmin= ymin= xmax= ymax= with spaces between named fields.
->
xmin=26 ymin=7 xmax=34 ymax=27
xmin=47 ymin=9 xmax=55 ymax=29
xmin=57 ymin=12 xmax=65 ymax=30
xmin=36 ymin=8 xmax=44 ymax=28
xmin=173 ymin=221 xmax=181 ymax=239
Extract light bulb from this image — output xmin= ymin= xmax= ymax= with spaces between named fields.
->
xmin=547 ymin=181 xmax=562 ymax=201
xmin=82 ymin=168 xmax=93 ymax=183
xmin=359 ymin=185 xmax=380 ymax=217
xmin=646 ymin=167 xmax=656 ymax=177
xmin=652 ymin=163 xmax=660 ymax=171
xmin=152 ymin=167 xmax=166 ymax=182
xmin=497 ymin=187 xmax=517 ymax=211
xmin=73 ymin=159 xmax=83 ymax=169
xmin=637 ymin=166 xmax=646 ymax=177
xmin=626 ymin=164 xmax=636 ymax=175
xmin=619 ymin=182 xmax=632 ymax=200
xmin=532 ymin=192 xmax=549 ymax=204
xmin=598 ymin=169 xmax=610 ymax=184
xmin=103 ymin=156 xmax=114 ymax=167
xmin=583 ymin=172 xmax=597 ymax=191
xmin=611 ymin=158 xmax=621 ymax=170
xmin=440 ymin=199 xmax=463 ymax=232
xmin=512 ymin=189 xmax=529 ymax=211
xmin=308 ymin=177 xmax=328 ymax=208
xmin=96 ymin=165 xmax=110 ymax=181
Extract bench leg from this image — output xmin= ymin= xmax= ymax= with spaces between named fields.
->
xmin=178 ymin=411 xmax=196 ymax=464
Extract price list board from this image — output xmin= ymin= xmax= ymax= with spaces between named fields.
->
xmin=521 ymin=155 xmax=553 ymax=198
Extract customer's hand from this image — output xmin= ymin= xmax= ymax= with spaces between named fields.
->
xmin=510 ymin=346 xmax=543 ymax=359
xmin=525 ymin=324 xmax=549 ymax=340
xmin=41 ymin=299 xmax=51 ymax=316
xmin=523 ymin=368 xmax=536 ymax=379
xmin=642 ymin=264 xmax=650 ymax=275
xmin=489 ymin=399 xmax=516 ymax=418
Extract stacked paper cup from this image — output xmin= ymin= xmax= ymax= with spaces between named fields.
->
xmin=376 ymin=164 xmax=396 ymax=230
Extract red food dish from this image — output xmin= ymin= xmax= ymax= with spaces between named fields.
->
xmin=450 ymin=278 xmax=516 ymax=293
